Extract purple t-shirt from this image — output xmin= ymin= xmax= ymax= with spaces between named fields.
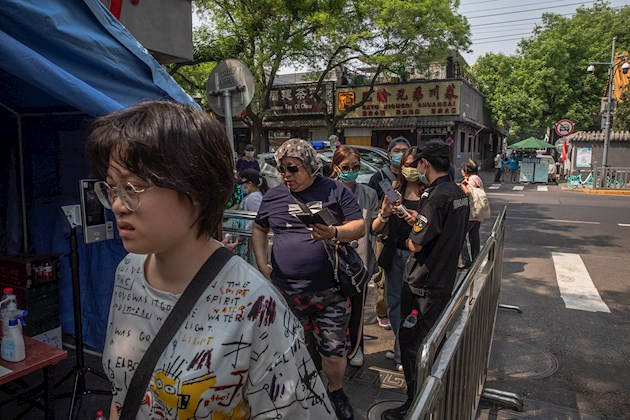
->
xmin=255 ymin=176 xmax=362 ymax=292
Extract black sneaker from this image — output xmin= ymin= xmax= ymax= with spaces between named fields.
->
xmin=328 ymin=387 xmax=354 ymax=420
xmin=381 ymin=399 xmax=411 ymax=420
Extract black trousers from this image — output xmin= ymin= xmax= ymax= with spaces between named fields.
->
xmin=462 ymin=220 xmax=481 ymax=265
xmin=398 ymin=282 xmax=449 ymax=401
xmin=494 ymin=167 xmax=502 ymax=182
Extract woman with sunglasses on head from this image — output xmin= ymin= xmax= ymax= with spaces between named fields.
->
xmin=88 ymin=102 xmax=333 ymax=419
xmin=371 ymin=146 xmax=424 ymax=372
xmin=330 ymin=146 xmax=379 ymax=369
xmin=252 ymin=139 xmax=365 ymax=420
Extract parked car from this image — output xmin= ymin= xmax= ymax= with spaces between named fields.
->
xmin=257 ymin=151 xmax=379 ymax=187
xmin=350 ymin=145 xmax=389 ymax=168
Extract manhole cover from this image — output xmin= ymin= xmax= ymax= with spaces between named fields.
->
xmin=488 ymin=338 xmax=558 ymax=381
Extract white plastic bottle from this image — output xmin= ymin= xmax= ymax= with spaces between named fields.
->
xmin=0 ymin=287 xmax=17 ymax=334
xmin=1 ymin=317 xmax=25 ymax=362
xmin=402 ymin=309 xmax=419 ymax=328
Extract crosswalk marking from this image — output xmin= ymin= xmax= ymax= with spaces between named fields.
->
xmin=619 ymin=223 xmax=630 ymax=227
xmin=512 ymin=186 xmax=524 ymax=191
xmin=551 ymin=252 xmax=610 ymax=313
xmin=489 ymin=184 xmax=501 ymax=190
xmin=537 ymin=185 xmax=548 ymax=192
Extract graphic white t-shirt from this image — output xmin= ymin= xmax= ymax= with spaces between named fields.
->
xmin=103 ymin=253 xmax=333 ymax=419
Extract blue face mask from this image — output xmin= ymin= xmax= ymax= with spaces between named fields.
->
xmin=339 ymin=170 xmax=359 ymax=183
xmin=241 ymin=185 xmax=249 ymax=195
xmin=390 ymin=153 xmax=403 ymax=167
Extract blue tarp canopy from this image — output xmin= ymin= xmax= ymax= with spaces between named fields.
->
xmin=0 ymin=0 xmax=199 ymax=350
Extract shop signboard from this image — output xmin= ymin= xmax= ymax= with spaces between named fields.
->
xmin=576 ymin=147 xmax=592 ymax=168
xmin=269 ymin=82 xmax=334 ymax=116
xmin=336 ymin=81 xmax=461 ymax=119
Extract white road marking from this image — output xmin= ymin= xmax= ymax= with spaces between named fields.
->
xmin=488 ymin=193 xmax=525 ymax=197
xmin=552 ymin=252 xmax=610 ymax=313
xmin=512 ymin=185 xmax=524 ymax=191
xmin=509 ymin=216 xmax=600 ymax=225
xmin=489 ymin=184 xmax=501 ymax=190
xmin=618 ymin=223 xmax=630 ymax=227
xmin=537 ymin=185 xmax=548 ymax=192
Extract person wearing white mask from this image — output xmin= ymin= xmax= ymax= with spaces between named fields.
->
xmin=236 ymin=143 xmax=260 ymax=172
xmin=367 ymin=137 xmax=411 ymax=332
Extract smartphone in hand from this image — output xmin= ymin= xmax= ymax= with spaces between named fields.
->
xmin=378 ymin=178 xmax=400 ymax=204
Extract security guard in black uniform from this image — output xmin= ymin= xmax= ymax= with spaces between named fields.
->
xmin=382 ymin=139 xmax=469 ymax=420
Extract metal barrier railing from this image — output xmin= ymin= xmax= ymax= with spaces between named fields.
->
xmin=594 ymin=166 xmax=629 ymax=189
xmin=405 ymin=205 xmax=521 ymax=419
xmin=222 ymin=210 xmax=260 ymax=265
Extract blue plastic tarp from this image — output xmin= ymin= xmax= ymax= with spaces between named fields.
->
xmin=0 ymin=0 xmax=200 ymax=351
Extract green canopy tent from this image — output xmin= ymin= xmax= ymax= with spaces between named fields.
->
xmin=510 ymin=137 xmax=556 ymax=149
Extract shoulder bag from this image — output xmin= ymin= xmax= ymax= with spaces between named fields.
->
xmin=468 ymin=186 xmax=491 ymax=220
xmin=291 ymin=192 xmax=369 ymax=298
xmin=120 ymin=247 xmax=234 ymax=420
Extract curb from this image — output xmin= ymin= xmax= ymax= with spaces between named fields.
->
xmin=560 ymin=187 xmax=630 ymax=195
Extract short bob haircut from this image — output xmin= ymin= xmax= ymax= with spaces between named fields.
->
xmin=86 ymin=100 xmax=233 ymax=238
xmin=331 ymin=145 xmax=361 ymax=179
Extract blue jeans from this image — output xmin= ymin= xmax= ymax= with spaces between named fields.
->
xmin=385 ymin=247 xmax=410 ymax=362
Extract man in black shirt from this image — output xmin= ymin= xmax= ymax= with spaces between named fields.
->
xmin=382 ymin=139 xmax=469 ymax=420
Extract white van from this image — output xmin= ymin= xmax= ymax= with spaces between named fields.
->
xmin=536 ymin=155 xmax=557 ymax=181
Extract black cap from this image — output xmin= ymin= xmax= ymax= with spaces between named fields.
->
xmin=244 ymin=144 xmax=255 ymax=151
xmin=416 ymin=139 xmax=450 ymax=159
xmin=237 ymin=168 xmax=261 ymax=184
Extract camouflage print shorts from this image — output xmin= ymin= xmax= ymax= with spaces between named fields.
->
xmin=282 ymin=287 xmax=351 ymax=358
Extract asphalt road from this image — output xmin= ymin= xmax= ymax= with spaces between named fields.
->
xmin=481 ymin=180 xmax=630 ymax=418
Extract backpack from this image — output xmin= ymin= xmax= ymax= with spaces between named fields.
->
xmin=468 ymin=186 xmax=491 ymax=220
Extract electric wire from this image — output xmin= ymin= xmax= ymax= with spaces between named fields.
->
xmin=466 ymin=1 xmax=596 ymax=19
xmin=464 ymin=0 xmax=589 ymax=16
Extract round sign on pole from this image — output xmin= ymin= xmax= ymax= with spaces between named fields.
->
xmin=555 ymin=119 xmax=574 ymax=137
xmin=206 ymin=59 xmax=255 ymax=117
xmin=554 ymin=138 xmax=570 ymax=154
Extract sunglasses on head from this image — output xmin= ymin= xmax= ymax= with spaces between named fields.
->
xmin=340 ymin=164 xmax=360 ymax=172
xmin=277 ymin=164 xmax=304 ymax=174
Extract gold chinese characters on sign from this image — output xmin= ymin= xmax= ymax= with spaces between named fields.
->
xmin=336 ymin=81 xmax=461 ymax=118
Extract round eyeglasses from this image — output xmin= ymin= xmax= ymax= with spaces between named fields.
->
xmin=94 ymin=181 xmax=152 ymax=212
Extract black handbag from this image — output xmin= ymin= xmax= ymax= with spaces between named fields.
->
xmin=291 ymin=192 xmax=369 ymax=298
xmin=120 ymin=247 xmax=234 ymax=420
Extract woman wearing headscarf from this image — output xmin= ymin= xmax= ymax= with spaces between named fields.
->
xmin=252 ymin=139 xmax=365 ymax=420
xmin=331 ymin=146 xmax=379 ymax=368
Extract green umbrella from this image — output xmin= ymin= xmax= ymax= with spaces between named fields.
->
xmin=509 ymin=137 xmax=556 ymax=149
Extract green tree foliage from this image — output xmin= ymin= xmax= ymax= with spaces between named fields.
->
xmin=471 ymin=1 xmax=630 ymax=143
xmin=174 ymin=0 xmax=469 ymax=145
xmin=614 ymin=87 xmax=630 ymax=131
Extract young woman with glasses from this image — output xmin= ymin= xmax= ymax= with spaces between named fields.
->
xmin=252 ymin=139 xmax=365 ymax=420
xmin=371 ymin=146 xmax=425 ymax=372
xmin=330 ymin=146 xmax=379 ymax=369
xmin=87 ymin=102 xmax=332 ymax=419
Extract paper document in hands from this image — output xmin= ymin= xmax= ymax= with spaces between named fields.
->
xmin=295 ymin=207 xmax=336 ymax=226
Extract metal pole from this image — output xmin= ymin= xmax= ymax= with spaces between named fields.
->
xmin=222 ymin=90 xmax=236 ymax=160
xmin=602 ymin=37 xmax=616 ymax=168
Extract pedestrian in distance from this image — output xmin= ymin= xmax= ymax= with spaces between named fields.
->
xmin=459 ymin=159 xmax=484 ymax=269
xmin=331 ymin=145 xmax=380 ymax=369
xmin=508 ymin=152 xmax=520 ymax=183
xmin=235 ymin=143 xmax=260 ymax=172
xmin=372 ymin=146 xmax=425 ymax=373
xmin=493 ymin=152 xmax=503 ymax=182
xmin=368 ymin=137 xmax=411 ymax=331
xmin=252 ymin=138 xmax=365 ymax=420
xmin=88 ymin=101 xmax=333 ymax=419
xmin=382 ymin=139 xmax=469 ymax=420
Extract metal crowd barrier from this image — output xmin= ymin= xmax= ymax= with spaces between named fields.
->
xmin=405 ymin=205 xmax=522 ymax=419
xmin=222 ymin=210 xmax=259 ymax=265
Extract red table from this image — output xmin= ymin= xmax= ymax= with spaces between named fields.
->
xmin=0 ymin=336 xmax=67 ymax=419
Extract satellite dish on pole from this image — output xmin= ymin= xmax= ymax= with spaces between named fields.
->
xmin=206 ymin=59 xmax=254 ymax=117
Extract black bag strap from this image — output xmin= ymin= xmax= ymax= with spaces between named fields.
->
xmin=120 ymin=247 xmax=234 ymax=420
xmin=290 ymin=191 xmax=312 ymax=214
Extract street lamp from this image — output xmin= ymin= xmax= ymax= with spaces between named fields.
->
xmin=587 ymin=37 xmax=630 ymax=168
